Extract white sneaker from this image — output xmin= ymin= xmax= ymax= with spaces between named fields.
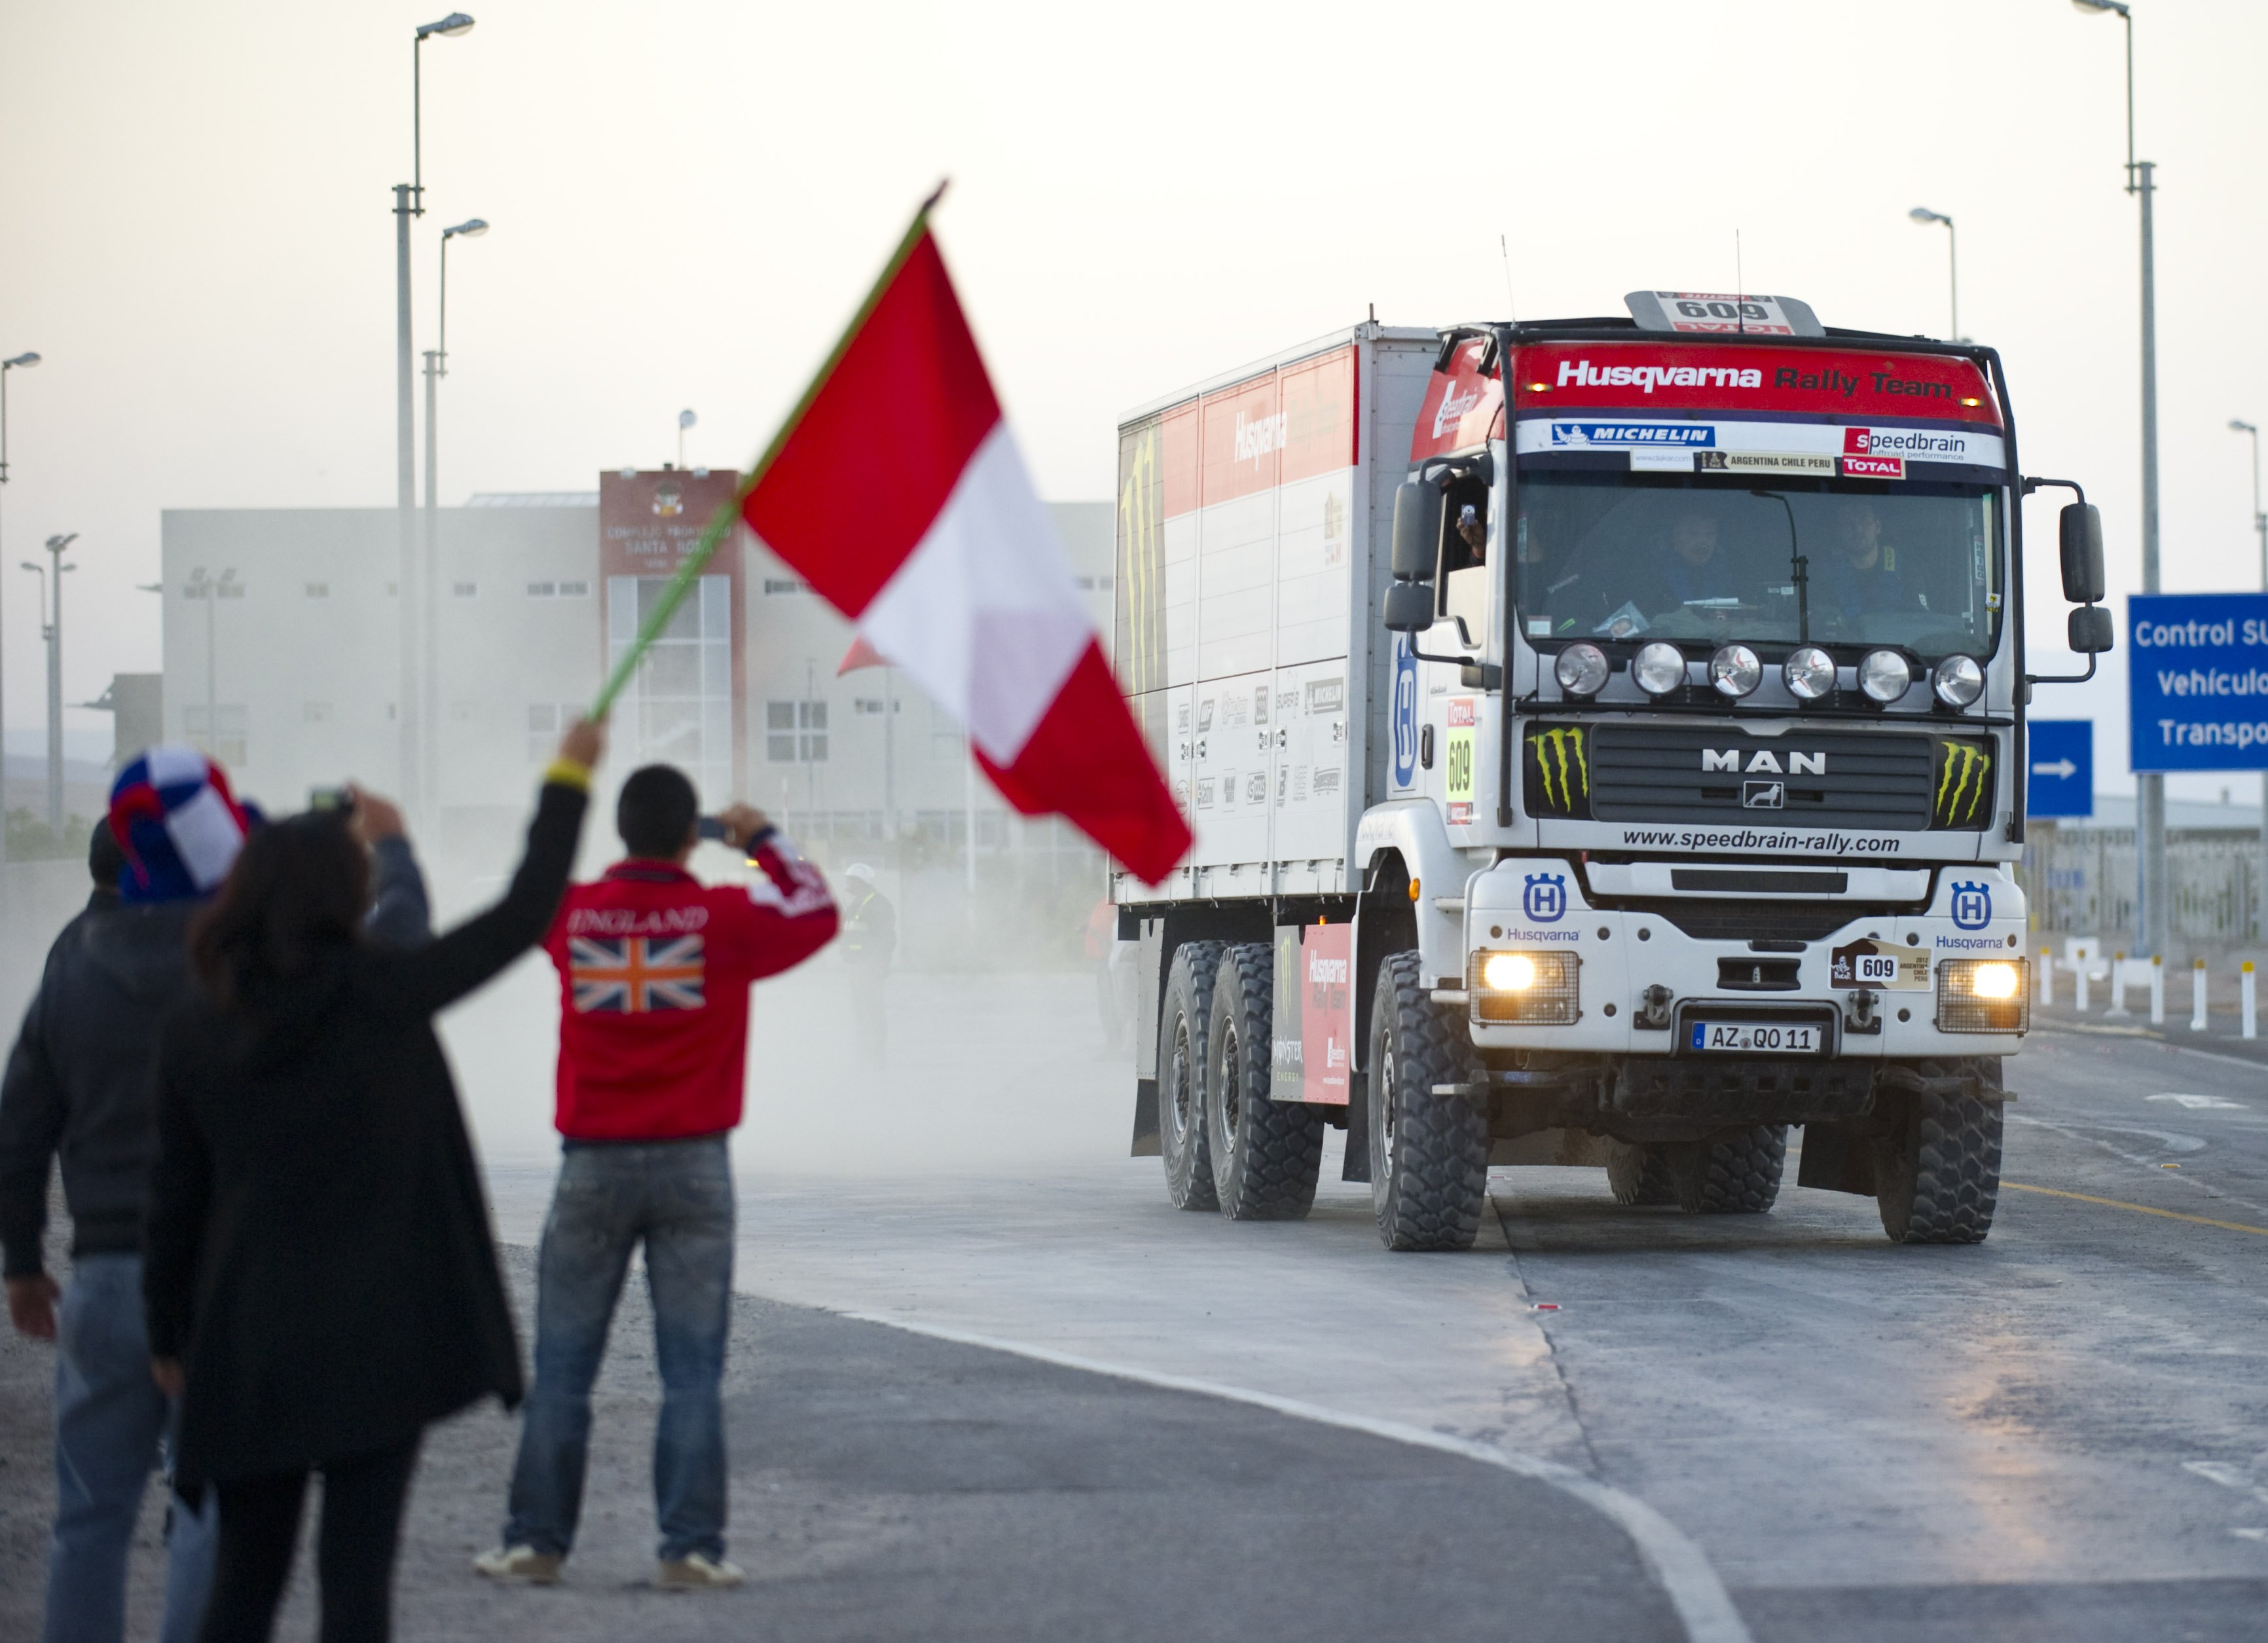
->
xmin=473 ymin=1544 xmax=563 ymax=1584
xmin=655 ymin=1551 xmax=745 ymax=1590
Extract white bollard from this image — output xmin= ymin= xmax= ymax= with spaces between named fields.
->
xmin=2076 ymin=958 xmax=2091 ymax=1013
xmin=2244 ymin=961 xmax=2258 ymax=1041
xmin=2106 ymin=951 xmax=2131 ymax=1017
xmin=2191 ymin=957 xmax=2208 ymax=1031
xmin=2039 ymin=947 xmax=2055 ymax=1008
xmin=2149 ymin=955 xmax=2165 ymax=1027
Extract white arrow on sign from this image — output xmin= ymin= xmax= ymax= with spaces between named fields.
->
xmin=2031 ymin=758 xmax=2077 ymax=779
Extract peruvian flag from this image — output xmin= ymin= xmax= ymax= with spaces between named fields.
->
xmin=742 ymin=197 xmax=1190 ymax=883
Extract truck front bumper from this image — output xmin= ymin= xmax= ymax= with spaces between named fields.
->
xmin=1454 ymin=859 xmax=2027 ymax=1063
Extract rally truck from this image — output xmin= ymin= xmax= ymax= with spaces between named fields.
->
xmin=1109 ymin=293 xmax=2111 ymax=1248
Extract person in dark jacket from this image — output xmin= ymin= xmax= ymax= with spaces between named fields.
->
xmin=0 ymin=754 xmax=433 ymax=1643
xmin=838 ymin=862 xmax=895 ymax=1063
xmin=1 ymin=750 xmax=257 ymax=1643
xmin=141 ymin=721 xmax=600 ymax=1642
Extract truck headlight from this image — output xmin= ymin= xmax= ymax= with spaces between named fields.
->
xmin=1632 ymin=642 xmax=1686 ymax=698
xmin=1936 ymin=957 xmax=2028 ymax=1033
xmin=1710 ymin=643 xmax=1762 ymax=699
xmin=1859 ymin=648 xmax=1913 ymax=704
xmin=1933 ymin=653 xmax=1985 ymax=707
xmin=1471 ymin=950 xmax=1579 ymax=1024
xmin=1783 ymin=645 xmax=1836 ymax=701
xmin=1554 ymin=641 xmax=1609 ymax=697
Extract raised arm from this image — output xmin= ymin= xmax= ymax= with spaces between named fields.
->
xmin=351 ymin=786 xmax=432 ymax=949
xmin=375 ymin=722 xmax=602 ymax=1017
xmin=714 ymin=807 xmax=841 ymax=980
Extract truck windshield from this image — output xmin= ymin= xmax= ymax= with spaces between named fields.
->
xmin=1514 ymin=473 xmax=2000 ymax=657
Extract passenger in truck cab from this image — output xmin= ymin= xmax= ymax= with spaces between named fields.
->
xmin=1454 ymin=502 xmax=1488 ymax=564
xmin=1813 ymin=500 xmax=1907 ymax=629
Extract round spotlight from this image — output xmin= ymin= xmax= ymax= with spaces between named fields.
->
xmin=1482 ymin=952 xmax=1537 ymax=992
xmin=1933 ymin=654 xmax=1985 ymax=708
xmin=1709 ymin=643 xmax=1762 ymax=699
xmin=1970 ymin=961 xmax=2021 ymax=1000
xmin=1554 ymin=641 xmax=1609 ymax=697
xmin=1859 ymin=649 xmax=1913 ymax=704
xmin=1783 ymin=646 xmax=1837 ymax=701
xmin=1632 ymin=641 xmax=1686 ymax=697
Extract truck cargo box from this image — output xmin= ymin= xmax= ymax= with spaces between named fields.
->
xmin=1111 ymin=323 xmax=1439 ymax=905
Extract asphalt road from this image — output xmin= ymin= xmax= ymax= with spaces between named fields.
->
xmin=494 ymin=977 xmax=2268 ymax=1643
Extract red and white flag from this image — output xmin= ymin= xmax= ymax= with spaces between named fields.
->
xmin=742 ymin=198 xmax=1190 ymax=883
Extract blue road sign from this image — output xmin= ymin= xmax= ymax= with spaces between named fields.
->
xmin=2026 ymin=720 xmax=2093 ymax=817
xmin=2129 ymin=593 xmax=2268 ymax=773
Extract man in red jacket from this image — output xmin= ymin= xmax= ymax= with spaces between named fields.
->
xmin=475 ymin=764 xmax=837 ymax=1592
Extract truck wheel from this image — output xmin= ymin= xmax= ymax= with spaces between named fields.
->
xmin=1366 ymin=951 xmax=1490 ymax=1251
xmin=1665 ymin=1126 xmax=1787 ymax=1214
xmin=1158 ymin=942 xmax=1224 ymax=1212
xmin=1874 ymin=1058 xmax=2002 ymax=1245
xmin=1206 ymin=944 xmax=1325 ymax=1221
xmin=1605 ymin=1143 xmax=1675 ymax=1206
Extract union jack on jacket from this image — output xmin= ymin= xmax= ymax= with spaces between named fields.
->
xmin=543 ymin=830 xmax=839 ymax=1141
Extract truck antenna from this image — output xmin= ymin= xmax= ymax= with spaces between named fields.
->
xmin=1734 ymin=229 xmax=1745 ymax=335
xmin=1499 ymin=233 xmax=1516 ymax=320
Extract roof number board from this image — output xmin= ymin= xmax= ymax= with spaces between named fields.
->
xmin=1624 ymin=291 xmax=1825 ymax=338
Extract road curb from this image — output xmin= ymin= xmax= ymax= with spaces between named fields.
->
xmin=836 ymin=1307 xmax=1753 ymax=1643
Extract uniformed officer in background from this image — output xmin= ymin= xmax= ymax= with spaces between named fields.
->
xmin=839 ymin=864 xmax=896 ymax=1063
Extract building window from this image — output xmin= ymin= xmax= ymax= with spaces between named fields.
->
xmin=766 ymin=699 xmax=827 ymax=762
xmin=304 ymin=702 xmax=332 ymax=723
xmin=452 ymin=581 xmax=478 ymax=598
xmin=558 ymin=580 xmax=590 ymax=598
xmin=304 ymin=582 xmax=329 ymax=599
xmin=526 ymin=701 xmax=582 ymax=761
xmin=763 ymin=578 xmax=807 ymax=595
xmin=852 ymin=698 xmax=898 ymax=716
xmin=526 ymin=581 xmax=557 ymax=598
xmin=183 ymin=705 xmax=247 ymax=767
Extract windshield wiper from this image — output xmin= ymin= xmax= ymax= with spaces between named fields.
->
xmin=1750 ymin=489 xmax=1807 ymax=642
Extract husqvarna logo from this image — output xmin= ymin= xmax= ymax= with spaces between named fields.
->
xmin=1950 ymin=881 xmax=1992 ymax=931
xmin=1523 ymin=872 xmax=1567 ymax=923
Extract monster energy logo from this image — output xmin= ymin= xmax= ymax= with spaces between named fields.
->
xmin=1933 ymin=739 xmax=1992 ymax=827
xmin=1527 ymin=726 xmax=1589 ymax=816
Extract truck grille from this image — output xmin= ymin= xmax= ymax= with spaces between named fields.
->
xmin=1579 ymin=724 xmax=1958 ymax=830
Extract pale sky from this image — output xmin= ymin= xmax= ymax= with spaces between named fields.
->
xmin=3 ymin=0 xmax=2264 ymax=799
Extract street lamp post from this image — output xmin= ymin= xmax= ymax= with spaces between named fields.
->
xmin=2235 ymin=418 xmax=2267 ymax=938
xmin=1907 ymin=207 xmax=1958 ymax=341
xmin=2074 ymin=0 xmax=2165 ymax=957
xmin=0 ymin=350 xmax=41 ymax=868
xmin=423 ymin=215 xmax=488 ymax=812
xmin=31 ymin=533 xmax=77 ymax=834
xmin=398 ymin=12 xmax=475 ymax=823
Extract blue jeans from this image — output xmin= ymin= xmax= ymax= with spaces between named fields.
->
xmin=503 ymin=1137 xmax=734 ymax=1563
xmin=45 ymin=1253 xmax=217 ymax=1643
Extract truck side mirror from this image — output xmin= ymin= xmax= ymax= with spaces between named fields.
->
xmin=2068 ymin=604 xmax=2115 ymax=655
xmin=1382 ymin=580 xmax=1436 ymax=633
xmin=2059 ymin=503 xmax=2106 ymax=604
xmin=1390 ymin=480 xmax=1440 ymax=582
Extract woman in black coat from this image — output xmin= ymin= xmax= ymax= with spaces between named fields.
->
xmin=144 ymin=723 xmax=601 ymax=1642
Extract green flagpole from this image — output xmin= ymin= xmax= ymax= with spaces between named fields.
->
xmin=587 ymin=179 xmax=950 ymax=722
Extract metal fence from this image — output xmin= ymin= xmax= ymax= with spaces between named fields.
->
xmin=2019 ymin=824 xmax=2264 ymax=945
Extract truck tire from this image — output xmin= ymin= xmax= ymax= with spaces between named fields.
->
xmin=1366 ymin=951 xmax=1490 ymax=1251
xmin=1158 ymin=942 xmax=1224 ymax=1212
xmin=1665 ymin=1126 xmax=1787 ymax=1214
xmin=1605 ymin=1143 xmax=1675 ymax=1206
xmin=1874 ymin=1058 xmax=2002 ymax=1245
xmin=1206 ymin=944 xmax=1325 ymax=1220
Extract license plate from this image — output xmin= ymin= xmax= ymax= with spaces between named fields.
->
xmin=1687 ymin=1020 xmax=1824 ymax=1055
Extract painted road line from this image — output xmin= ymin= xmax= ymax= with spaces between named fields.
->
xmin=839 ymin=1307 xmax=1753 ymax=1643
xmin=2003 ymin=1182 xmax=2268 ymax=1238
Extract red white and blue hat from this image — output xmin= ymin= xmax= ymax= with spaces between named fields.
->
xmin=107 ymin=745 xmax=254 ymax=902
